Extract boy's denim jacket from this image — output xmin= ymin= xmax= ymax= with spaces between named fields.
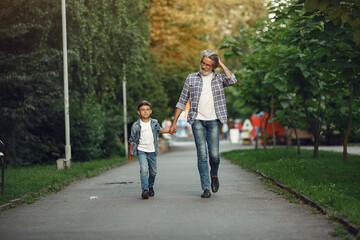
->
xmin=128 ymin=117 xmax=162 ymax=156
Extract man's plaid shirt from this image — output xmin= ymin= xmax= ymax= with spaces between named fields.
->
xmin=176 ymin=71 xmax=237 ymax=124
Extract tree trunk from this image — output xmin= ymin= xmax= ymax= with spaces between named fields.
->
xmin=303 ymin=92 xmax=326 ymax=158
xmin=286 ymin=128 xmax=293 ymax=150
xmin=343 ymin=85 xmax=353 ymax=162
xmin=313 ymin=133 xmax=320 ymax=157
xmin=263 ymin=113 xmax=271 ymax=150
xmin=294 ymin=128 xmax=301 ymax=155
xmin=271 ymin=95 xmax=276 ymax=149
xmin=255 ymin=128 xmax=259 ymax=150
xmin=258 ymin=114 xmax=265 ymax=150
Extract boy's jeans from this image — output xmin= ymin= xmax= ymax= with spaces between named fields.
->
xmin=138 ymin=150 xmax=157 ymax=191
xmin=191 ymin=120 xmax=220 ymax=190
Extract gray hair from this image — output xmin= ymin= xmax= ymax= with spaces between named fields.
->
xmin=200 ymin=49 xmax=219 ymax=69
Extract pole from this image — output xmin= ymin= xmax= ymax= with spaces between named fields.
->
xmin=0 ymin=140 xmax=4 ymax=194
xmin=123 ymin=64 xmax=128 ymax=157
xmin=62 ymin=0 xmax=71 ymax=167
xmin=0 ymin=153 xmax=4 ymax=195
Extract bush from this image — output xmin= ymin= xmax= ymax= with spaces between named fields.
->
xmin=69 ymin=99 xmax=106 ymax=161
xmin=99 ymin=110 xmax=124 ymax=158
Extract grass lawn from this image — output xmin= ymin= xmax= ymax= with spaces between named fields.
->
xmin=222 ymin=148 xmax=360 ymax=228
xmin=0 ymin=156 xmax=128 ymax=207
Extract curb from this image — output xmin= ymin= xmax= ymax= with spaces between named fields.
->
xmin=253 ymin=169 xmax=359 ymax=238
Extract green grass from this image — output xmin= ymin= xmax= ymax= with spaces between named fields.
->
xmin=0 ymin=156 xmax=128 ymax=207
xmin=222 ymin=148 xmax=360 ymax=227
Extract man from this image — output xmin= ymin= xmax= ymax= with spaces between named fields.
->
xmin=169 ymin=49 xmax=237 ymax=198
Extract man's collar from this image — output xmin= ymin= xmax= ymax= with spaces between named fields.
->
xmin=197 ymin=70 xmax=216 ymax=77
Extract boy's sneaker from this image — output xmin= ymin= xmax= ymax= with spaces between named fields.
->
xmin=149 ymin=187 xmax=155 ymax=197
xmin=142 ymin=190 xmax=149 ymax=199
xmin=201 ymin=189 xmax=211 ymax=198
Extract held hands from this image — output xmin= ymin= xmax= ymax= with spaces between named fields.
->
xmin=160 ymin=128 xmax=171 ymax=134
xmin=161 ymin=127 xmax=175 ymax=135
xmin=169 ymin=123 xmax=177 ymax=135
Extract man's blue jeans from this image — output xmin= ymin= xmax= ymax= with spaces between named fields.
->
xmin=138 ymin=150 xmax=157 ymax=191
xmin=191 ymin=120 xmax=220 ymax=190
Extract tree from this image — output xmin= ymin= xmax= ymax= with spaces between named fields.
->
xmin=317 ymin=22 xmax=360 ymax=162
xmin=304 ymin=0 xmax=360 ymax=46
xmin=304 ymin=0 xmax=360 ymax=161
xmin=0 ymin=0 xmax=63 ymax=165
xmin=220 ymin=0 xmax=360 ymax=158
xmin=65 ymin=0 xmax=170 ymax=159
xmin=0 ymin=0 xmax=169 ymax=165
xmin=148 ymin=0 xmax=268 ymax=108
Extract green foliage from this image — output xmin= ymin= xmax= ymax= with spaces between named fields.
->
xmin=222 ymin=148 xmax=360 ymax=226
xmin=0 ymin=0 xmax=169 ymax=165
xmin=0 ymin=0 xmax=63 ymax=165
xmin=225 ymin=86 xmax=255 ymax=119
xmin=69 ymin=98 xmax=106 ymax=161
xmin=125 ymin=53 xmax=170 ymax=124
xmin=100 ymin=112 xmax=125 ymax=157
xmin=304 ymin=0 xmax=360 ymax=46
xmin=66 ymin=0 xmax=170 ymax=134
xmin=220 ymin=0 xmax=360 ymax=154
xmin=330 ymin=224 xmax=350 ymax=238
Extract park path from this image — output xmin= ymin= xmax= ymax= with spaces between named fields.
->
xmin=0 ymin=140 xmax=339 ymax=240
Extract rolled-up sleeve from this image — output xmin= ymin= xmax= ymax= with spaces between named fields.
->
xmin=128 ymin=124 xmax=137 ymax=145
xmin=222 ymin=73 xmax=237 ymax=87
xmin=175 ymin=76 xmax=190 ymax=110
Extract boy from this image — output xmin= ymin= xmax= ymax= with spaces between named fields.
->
xmin=128 ymin=101 xmax=170 ymax=199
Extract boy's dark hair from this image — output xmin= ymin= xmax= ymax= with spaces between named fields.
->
xmin=138 ymin=100 xmax=152 ymax=110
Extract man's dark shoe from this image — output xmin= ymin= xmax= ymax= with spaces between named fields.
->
xmin=201 ymin=189 xmax=211 ymax=198
xmin=149 ymin=187 xmax=155 ymax=197
xmin=142 ymin=190 xmax=149 ymax=199
xmin=211 ymin=176 xmax=219 ymax=193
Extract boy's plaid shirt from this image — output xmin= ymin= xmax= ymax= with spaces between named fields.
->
xmin=175 ymin=71 xmax=237 ymax=124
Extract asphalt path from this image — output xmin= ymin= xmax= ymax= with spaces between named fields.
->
xmin=0 ymin=140 xmax=348 ymax=240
